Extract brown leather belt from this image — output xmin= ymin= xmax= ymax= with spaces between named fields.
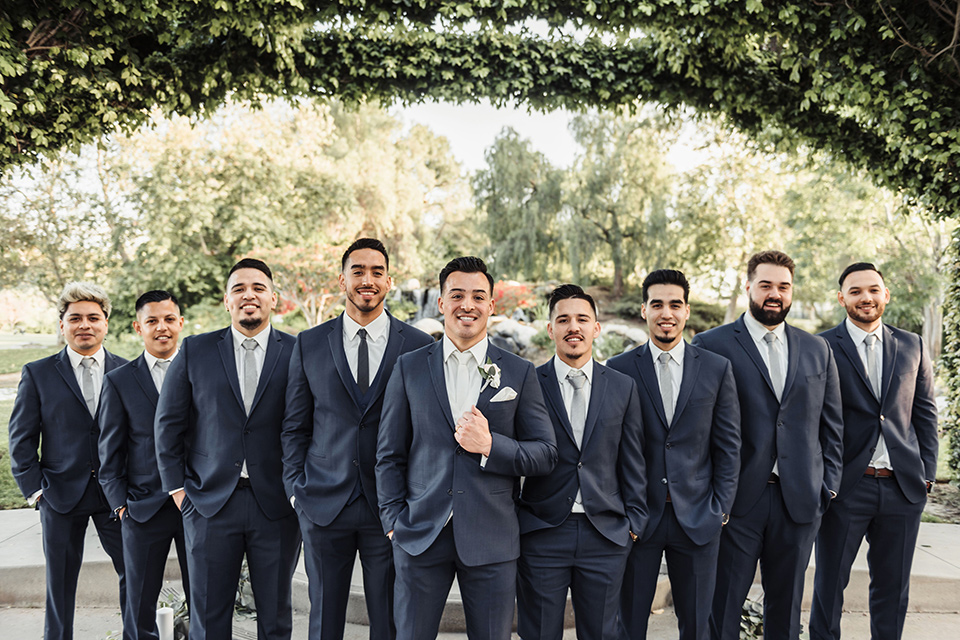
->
xmin=864 ymin=466 xmax=894 ymax=478
xmin=767 ymin=474 xmax=779 ymax=484
xmin=665 ymin=490 xmax=671 ymax=503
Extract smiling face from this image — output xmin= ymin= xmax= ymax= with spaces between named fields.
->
xmin=548 ymin=297 xmax=600 ymax=368
xmin=60 ymin=301 xmax=109 ymax=356
xmin=339 ymin=247 xmax=392 ymax=323
xmin=438 ymin=271 xmax=495 ymax=351
xmin=134 ymin=299 xmax=184 ymax=360
xmin=746 ymin=263 xmax=793 ymax=329
xmin=224 ymin=268 xmax=277 ymax=336
xmin=641 ymin=284 xmax=690 ymax=351
xmin=839 ymin=269 xmax=889 ymax=332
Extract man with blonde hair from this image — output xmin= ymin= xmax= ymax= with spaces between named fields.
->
xmin=9 ymin=281 xmax=129 ymax=640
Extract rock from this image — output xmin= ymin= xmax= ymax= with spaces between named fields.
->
xmin=412 ymin=317 xmax=444 ymax=339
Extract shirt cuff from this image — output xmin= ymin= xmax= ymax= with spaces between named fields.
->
xmin=169 ymin=487 xmax=184 ymax=496
xmin=480 ymin=454 xmax=488 ymax=468
xmin=289 ymin=496 xmax=296 ymax=508
xmin=28 ymin=490 xmax=42 ymax=506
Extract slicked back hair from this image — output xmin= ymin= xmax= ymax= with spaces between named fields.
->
xmin=439 ymin=256 xmax=495 ymax=295
xmin=548 ymin=284 xmax=598 ymax=319
xmin=135 ymin=290 xmax=180 ymax=315
xmin=226 ymin=258 xmax=273 ymax=289
xmin=838 ymin=262 xmax=884 ymax=288
xmin=641 ymin=269 xmax=690 ymax=303
xmin=342 ymin=238 xmax=390 ymax=271
xmin=747 ymin=250 xmax=795 ymax=281
xmin=58 ymin=282 xmax=112 ymax=319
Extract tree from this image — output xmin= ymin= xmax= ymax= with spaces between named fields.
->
xmin=258 ymin=243 xmax=344 ymax=328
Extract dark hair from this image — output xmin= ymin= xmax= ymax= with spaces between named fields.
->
xmin=226 ymin=258 xmax=273 ymax=288
xmin=747 ymin=250 xmax=795 ymax=281
xmin=342 ymin=238 xmax=390 ymax=271
xmin=439 ymin=256 xmax=495 ymax=295
xmin=548 ymin=284 xmax=598 ymax=319
xmin=641 ymin=269 xmax=690 ymax=303
xmin=135 ymin=290 xmax=180 ymax=314
xmin=838 ymin=262 xmax=884 ymax=288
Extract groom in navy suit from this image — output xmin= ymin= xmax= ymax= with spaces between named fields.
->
xmin=692 ymin=251 xmax=843 ymax=640
xmin=517 ymin=284 xmax=646 ymax=640
xmin=282 ymin=238 xmax=433 ymax=640
xmin=155 ymin=258 xmax=301 ymax=640
xmin=377 ymin=256 xmax=558 ymax=640
xmin=810 ymin=263 xmax=938 ymax=640
xmin=609 ymin=269 xmax=741 ymax=640
xmin=9 ymin=282 xmax=127 ymax=640
xmin=99 ymin=290 xmax=191 ymax=640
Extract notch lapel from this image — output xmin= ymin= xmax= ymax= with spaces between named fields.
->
xmin=247 ymin=328 xmax=283 ymax=415
xmin=733 ymin=317 xmax=779 ymax=400
xmin=54 ymin=348 xmax=87 ymax=410
xmin=475 ymin=344 xmax=502 ymax=414
xmin=539 ymin=358 xmax=576 ymax=445
xmin=672 ymin=345 xmax=700 ymax=424
xmin=131 ymin=354 xmax=159 ymax=407
xmin=362 ymin=314 xmax=406 ymax=416
xmin=217 ymin=328 xmax=245 ymax=411
xmin=835 ymin=321 xmax=872 ymax=394
xmin=328 ymin=316 xmax=362 ymax=409
xmin=635 ymin=344 xmax=669 ymax=429
xmin=427 ymin=343 xmax=457 ymax=431
xmin=580 ymin=362 xmax=606 ymax=449
xmin=781 ymin=324 xmax=801 ymax=400
xmin=879 ymin=324 xmax=897 ymax=403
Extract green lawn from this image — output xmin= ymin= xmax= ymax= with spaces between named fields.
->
xmin=0 ymin=346 xmax=60 ymax=374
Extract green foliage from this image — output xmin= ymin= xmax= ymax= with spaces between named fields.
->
xmin=739 ymin=596 xmax=764 ymax=639
xmin=593 ymin=332 xmax=627 ymax=361
xmin=530 ymin=326 xmax=553 ymax=351
xmin=688 ymin=301 xmax=725 ymax=334
xmin=942 ymin=228 xmax=960 ymax=481
xmin=0 ymin=346 xmax=58 ymax=374
xmin=608 ymin=294 xmax=644 ymax=320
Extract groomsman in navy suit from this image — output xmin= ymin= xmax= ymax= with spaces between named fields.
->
xmin=810 ymin=263 xmax=938 ymax=640
xmin=99 ymin=290 xmax=191 ymax=640
xmin=282 ymin=238 xmax=433 ymax=640
xmin=692 ymin=251 xmax=844 ymax=640
xmin=517 ymin=284 xmax=646 ymax=640
xmin=377 ymin=256 xmax=558 ymax=640
xmin=9 ymin=282 xmax=127 ymax=640
xmin=608 ymin=269 xmax=741 ymax=640
xmin=155 ymin=258 xmax=301 ymax=640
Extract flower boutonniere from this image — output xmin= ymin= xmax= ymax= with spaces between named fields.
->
xmin=479 ymin=357 xmax=501 ymax=393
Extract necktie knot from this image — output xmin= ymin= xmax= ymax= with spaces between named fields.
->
xmin=567 ymin=369 xmax=587 ymax=390
xmin=764 ymin=332 xmax=777 ymax=345
xmin=242 ymin=338 xmax=258 ymax=352
xmin=453 ymin=350 xmax=472 ymax=367
xmin=80 ymin=356 xmax=94 ymax=370
xmin=658 ymin=352 xmax=672 ymax=366
xmin=865 ymin=333 xmax=878 ymax=347
xmin=357 ymin=328 xmax=368 ymax=341
xmin=155 ymin=360 xmax=171 ymax=372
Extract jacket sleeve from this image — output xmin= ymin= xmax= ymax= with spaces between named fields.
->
xmin=97 ymin=374 xmax=130 ymax=511
xmin=376 ymin=355 xmax=413 ymax=535
xmin=8 ymin=364 xmax=44 ymax=499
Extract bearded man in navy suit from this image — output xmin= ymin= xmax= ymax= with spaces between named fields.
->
xmin=282 ymin=238 xmax=433 ymax=640
xmin=9 ymin=282 xmax=127 ymax=640
xmin=691 ymin=251 xmax=843 ymax=640
xmin=377 ymin=256 xmax=558 ymax=640
xmin=155 ymin=258 xmax=301 ymax=640
xmin=810 ymin=263 xmax=938 ymax=640
xmin=517 ymin=284 xmax=646 ymax=640
xmin=98 ymin=290 xmax=190 ymax=640
xmin=608 ymin=269 xmax=740 ymax=640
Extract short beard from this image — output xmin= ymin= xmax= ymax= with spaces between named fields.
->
xmin=749 ymin=297 xmax=791 ymax=327
xmin=239 ymin=317 xmax=264 ymax=331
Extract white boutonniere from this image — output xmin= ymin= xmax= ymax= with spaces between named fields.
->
xmin=479 ymin=357 xmax=501 ymax=393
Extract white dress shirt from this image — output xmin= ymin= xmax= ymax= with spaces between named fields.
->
xmin=648 ymin=340 xmax=685 ymax=420
xmin=553 ymin=355 xmax=594 ymax=513
xmin=231 ymin=325 xmax=271 ymax=478
xmin=744 ymin=312 xmax=788 ymax=476
xmin=67 ymin=345 xmax=105 ymax=403
xmin=343 ymin=310 xmax=390 ymax=387
xmin=845 ymin=318 xmax=892 ymax=470
xmin=442 ymin=335 xmax=487 ymax=422
xmin=144 ymin=349 xmax=179 ymax=393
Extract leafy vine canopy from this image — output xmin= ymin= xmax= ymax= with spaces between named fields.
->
xmin=2 ymin=1 xmax=958 ymax=214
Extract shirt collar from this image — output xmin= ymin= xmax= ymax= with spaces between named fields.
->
xmin=648 ymin=339 xmax=685 ymax=365
xmin=343 ymin=310 xmax=389 ymax=342
xmin=231 ymin=324 xmax=271 ymax=352
xmin=67 ymin=346 xmax=104 ymax=369
xmin=143 ymin=348 xmax=179 ymax=371
xmin=553 ymin=354 xmax=594 ymax=385
xmin=744 ymin=311 xmax=786 ymax=345
xmin=845 ymin=317 xmax=883 ymax=346
xmin=442 ymin=335 xmax=488 ymax=367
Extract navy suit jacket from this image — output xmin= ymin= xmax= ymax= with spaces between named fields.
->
xmin=518 ymin=358 xmax=646 ymax=545
xmin=692 ymin=315 xmax=843 ymax=524
xmin=376 ymin=341 xmax=558 ymax=567
xmin=281 ymin=312 xmax=434 ymax=526
xmin=98 ymin=353 xmax=173 ymax=522
xmin=9 ymin=347 xmax=127 ymax=513
xmin=608 ymin=342 xmax=741 ymax=546
xmin=818 ymin=322 xmax=938 ymax=504
xmin=155 ymin=326 xmax=295 ymax=520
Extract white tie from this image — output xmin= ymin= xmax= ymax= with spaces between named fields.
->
xmin=453 ymin=351 xmax=473 ymax=421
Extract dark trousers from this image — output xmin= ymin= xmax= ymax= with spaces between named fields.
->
xmin=810 ymin=476 xmax=924 ymax=640
xmin=710 ymin=482 xmax=820 ymax=640
xmin=182 ymin=485 xmax=301 ymax=640
xmin=299 ymin=496 xmax=395 ymax=640
xmin=39 ymin=476 xmax=126 ymax=640
xmin=517 ymin=513 xmax=630 ymax=640
xmin=122 ymin=498 xmax=190 ymax=640
xmin=393 ymin=523 xmax=516 ymax=640
xmin=621 ymin=504 xmax=720 ymax=640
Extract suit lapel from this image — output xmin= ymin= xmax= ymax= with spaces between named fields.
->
xmin=329 ymin=316 xmax=362 ymax=409
xmin=54 ymin=348 xmax=87 ymax=409
xmin=131 ymin=354 xmax=159 ymax=407
xmin=733 ymin=316 xmax=779 ymax=400
xmin=248 ymin=328 xmax=283 ymax=415
xmin=539 ymin=358 xmax=576 ymax=445
xmin=781 ymin=324 xmax=801 ymax=399
xmin=475 ymin=344 xmax=502 ymax=413
xmin=580 ymin=362 xmax=606 ymax=449
xmin=217 ymin=328 xmax=245 ymax=411
xmin=834 ymin=321 xmax=872 ymax=394
xmin=879 ymin=324 xmax=897 ymax=402
xmin=427 ymin=342 xmax=457 ymax=431
xmin=362 ymin=314 xmax=406 ymax=416
xmin=635 ymin=344 xmax=669 ymax=429
xmin=672 ymin=345 xmax=699 ymax=425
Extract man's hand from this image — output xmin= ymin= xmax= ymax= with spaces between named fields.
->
xmin=387 ymin=530 xmax=394 ymax=540
xmin=117 ymin=506 xmax=127 ymax=521
xmin=172 ymin=489 xmax=186 ymax=511
xmin=455 ymin=405 xmax=492 ymax=457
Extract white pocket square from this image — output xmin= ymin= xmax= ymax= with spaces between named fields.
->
xmin=490 ymin=386 xmax=518 ymax=402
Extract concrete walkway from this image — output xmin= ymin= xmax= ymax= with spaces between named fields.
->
xmin=1 ymin=508 xmax=958 ymax=638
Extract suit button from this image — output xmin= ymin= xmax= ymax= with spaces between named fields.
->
xmin=777 ymin=420 xmax=783 ymax=427
xmin=567 ymin=497 xmax=573 ymax=503
xmin=577 ymin=462 xmax=583 ymax=469
xmin=359 ymin=422 xmax=365 ymax=430
xmin=880 ymin=415 xmax=885 ymax=421
xmin=665 ymin=442 xmax=672 ymax=449
xmin=448 ymin=489 xmax=453 ymax=496
xmin=661 ymin=478 xmax=668 ymax=485
xmin=235 ymin=462 xmax=242 ymax=467
xmin=243 ymin=429 xmax=250 ymax=435
xmin=456 ymin=447 xmax=463 ymax=455
xmin=353 ymin=459 xmax=359 ymax=467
